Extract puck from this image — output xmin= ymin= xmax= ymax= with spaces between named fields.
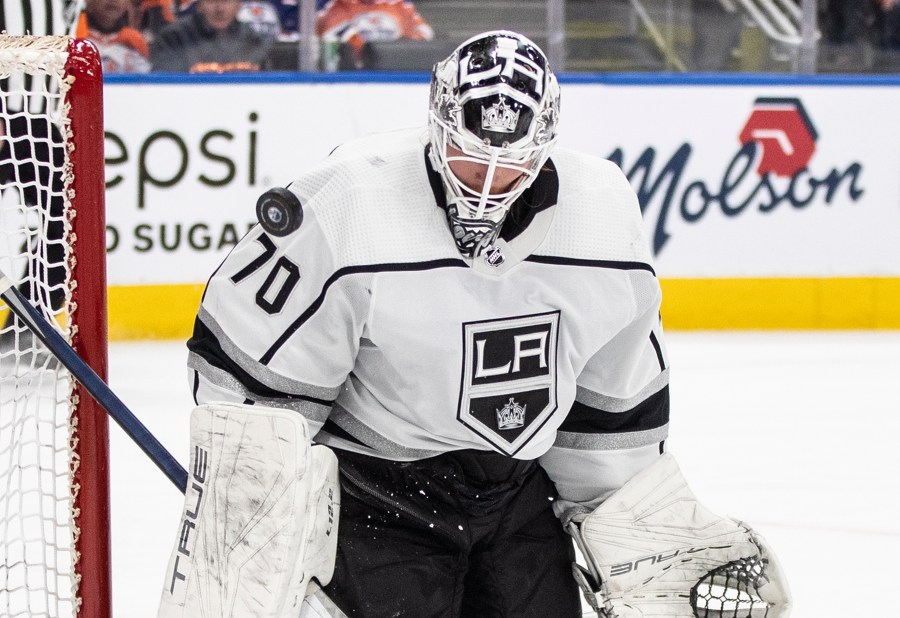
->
xmin=256 ymin=187 xmax=303 ymax=237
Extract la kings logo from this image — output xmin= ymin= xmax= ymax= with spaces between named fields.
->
xmin=458 ymin=311 xmax=559 ymax=455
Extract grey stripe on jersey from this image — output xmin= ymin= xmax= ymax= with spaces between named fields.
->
xmin=321 ymin=403 xmax=445 ymax=461
xmin=188 ymin=352 xmax=332 ymax=426
xmin=197 ymin=306 xmax=342 ymax=401
xmin=554 ymin=423 xmax=668 ymax=451
xmin=575 ymin=368 xmax=669 ymax=414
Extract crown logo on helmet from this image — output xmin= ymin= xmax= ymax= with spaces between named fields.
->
xmin=496 ymin=397 xmax=526 ymax=430
xmin=481 ymin=101 xmax=519 ymax=134
xmin=437 ymin=93 xmax=461 ymax=126
xmin=534 ymin=105 xmax=559 ymax=145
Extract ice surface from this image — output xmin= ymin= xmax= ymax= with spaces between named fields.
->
xmin=107 ymin=332 xmax=900 ymax=617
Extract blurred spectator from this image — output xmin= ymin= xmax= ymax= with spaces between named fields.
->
xmin=820 ymin=0 xmax=899 ymax=70
xmin=237 ymin=0 xmax=284 ymax=41
xmin=873 ymin=0 xmax=900 ymax=49
xmin=821 ymin=0 xmax=869 ymax=45
xmin=151 ymin=0 xmax=274 ymax=72
xmin=178 ymin=0 xmax=298 ymax=42
xmin=316 ymin=0 xmax=434 ymax=69
xmin=132 ymin=0 xmax=176 ymax=43
xmin=75 ymin=0 xmax=152 ymax=73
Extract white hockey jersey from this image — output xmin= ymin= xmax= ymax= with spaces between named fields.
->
xmin=188 ymin=127 xmax=669 ymax=515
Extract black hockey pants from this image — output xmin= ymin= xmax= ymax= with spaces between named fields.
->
xmin=323 ymin=449 xmax=582 ymax=618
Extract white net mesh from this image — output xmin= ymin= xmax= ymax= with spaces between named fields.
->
xmin=0 ymin=35 xmax=79 ymax=618
xmin=691 ymin=555 xmax=773 ymax=618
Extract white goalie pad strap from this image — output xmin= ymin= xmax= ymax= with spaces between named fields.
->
xmin=571 ymin=453 xmax=791 ymax=618
xmin=299 ymin=581 xmax=349 ymax=618
xmin=158 ymin=402 xmax=340 ymax=618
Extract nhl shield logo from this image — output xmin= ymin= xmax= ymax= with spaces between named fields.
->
xmin=483 ymin=246 xmax=505 ymax=267
xmin=457 ymin=311 xmax=559 ymax=455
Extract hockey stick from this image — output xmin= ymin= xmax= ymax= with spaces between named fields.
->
xmin=0 ymin=271 xmax=348 ymax=617
xmin=0 ymin=271 xmax=189 ymax=492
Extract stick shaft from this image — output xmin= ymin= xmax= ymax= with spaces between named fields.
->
xmin=1 ymin=275 xmax=350 ymax=614
xmin=0 ymin=275 xmax=188 ymax=493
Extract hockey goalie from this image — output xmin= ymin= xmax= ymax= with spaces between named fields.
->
xmin=157 ymin=29 xmax=791 ymax=618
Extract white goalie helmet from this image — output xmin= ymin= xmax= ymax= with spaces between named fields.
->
xmin=428 ymin=30 xmax=561 ymax=257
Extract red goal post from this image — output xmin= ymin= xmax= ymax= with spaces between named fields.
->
xmin=0 ymin=36 xmax=110 ymax=618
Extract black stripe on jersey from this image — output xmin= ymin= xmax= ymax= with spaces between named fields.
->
xmin=560 ymin=385 xmax=669 ymax=434
xmin=424 ymin=145 xmax=447 ymax=205
xmin=649 ymin=331 xmax=665 ymax=371
xmin=261 ymin=258 xmax=468 ymax=364
xmin=318 ymin=419 xmax=368 ymax=448
xmin=524 ymin=254 xmax=656 ymax=276
xmin=188 ymin=316 xmax=334 ymax=406
xmin=191 ymin=367 xmax=200 ymax=403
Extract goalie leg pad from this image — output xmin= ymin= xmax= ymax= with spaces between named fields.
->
xmin=158 ymin=402 xmax=340 ymax=618
xmin=571 ymin=453 xmax=791 ymax=618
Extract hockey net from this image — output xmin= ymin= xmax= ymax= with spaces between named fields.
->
xmin=0 ymin=36 xmax=110 ymax=618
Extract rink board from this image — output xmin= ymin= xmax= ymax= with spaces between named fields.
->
xmin=64 ymin=73 xmax=900 ymax=336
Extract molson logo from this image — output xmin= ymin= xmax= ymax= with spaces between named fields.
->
xmin=609 ymin=97 xmax=865 ymax=255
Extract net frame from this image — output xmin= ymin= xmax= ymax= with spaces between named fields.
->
xmin=0 ymin=35 xmax=110 ymax=618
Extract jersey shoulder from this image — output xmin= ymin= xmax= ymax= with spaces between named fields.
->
xmin=286 ymin=127 xmax=457 ymax=269
xmin=539 ymin=147 xmax=653 ymax=266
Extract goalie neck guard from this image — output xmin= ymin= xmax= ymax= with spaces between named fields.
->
xmin=428 ymin=30 xmax=560 ymax=257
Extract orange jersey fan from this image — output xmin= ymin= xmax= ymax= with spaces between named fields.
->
xmin=316 ymin=0 xmax=434 ymax=45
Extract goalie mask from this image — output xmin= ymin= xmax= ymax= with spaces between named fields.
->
xmin=428 ymin=30 xmax=560 ymax=257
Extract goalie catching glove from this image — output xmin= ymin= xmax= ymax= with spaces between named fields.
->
xmin=158 ymin=402 xmax=340 ymax=618
xmin=569 ymin=453 xmax=791 ymax=618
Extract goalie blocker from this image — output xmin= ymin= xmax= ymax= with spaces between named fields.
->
xmin=569 ymin=454 xmax=791 ymax=618
xmin=158 ymin=403 xmax=341 ymax=618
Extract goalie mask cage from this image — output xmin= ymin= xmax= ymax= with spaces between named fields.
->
xmin=0 ymin=36 xmax=110 ymax=618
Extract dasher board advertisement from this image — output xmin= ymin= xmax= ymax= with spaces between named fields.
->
xmin=96 ymin=74 xmax=900 ymax=335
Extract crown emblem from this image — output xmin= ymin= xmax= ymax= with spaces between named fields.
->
xmin=481 ymin=101 xmax=519 ymax=133
xmin=437 ymin=93 xmax=461 ymax=126
xmin=496 ymin=397 xmax=526 ymax=430
xmin=534 ymin=105 xmax=558 ymax=145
